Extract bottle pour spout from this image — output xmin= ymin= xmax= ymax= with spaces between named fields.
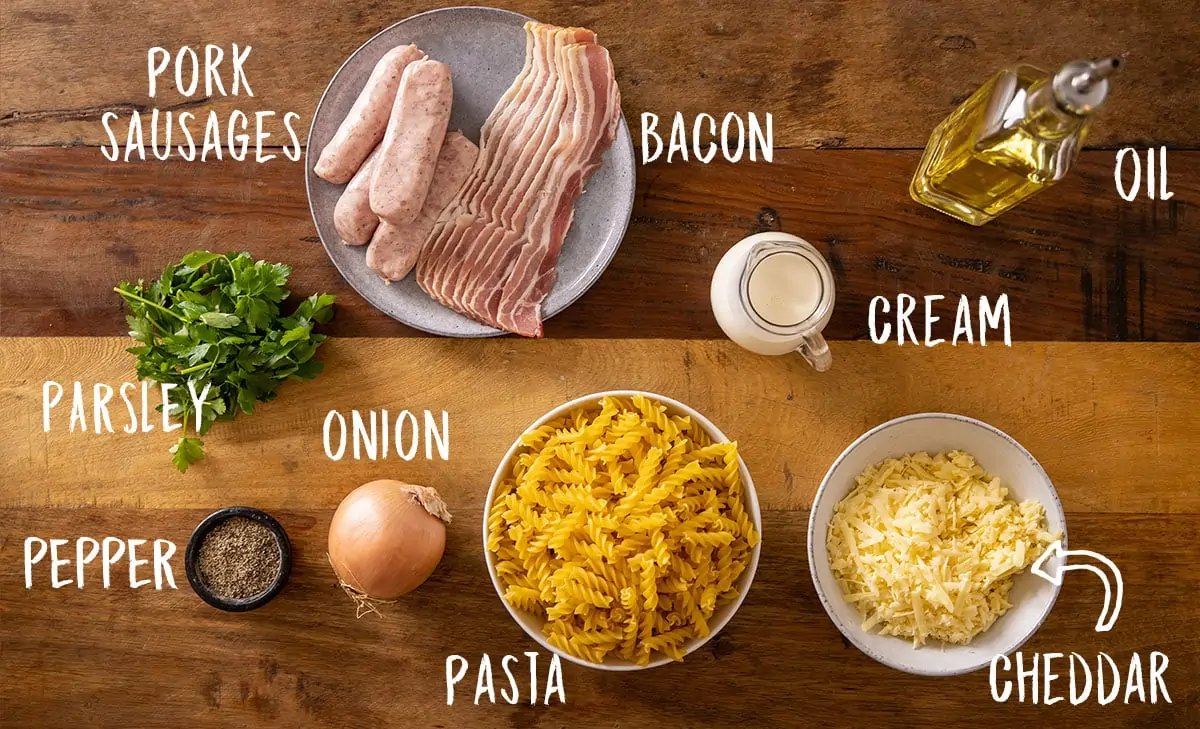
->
xmin=1054 ymin=57 xmax=1122 ymax=115
xmin=1072 ymin=58 xmax=1122 ymax=92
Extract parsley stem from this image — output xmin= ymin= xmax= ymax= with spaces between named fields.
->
xmin=145 ymin=317 xmax=170 ymax=336
xmin=179 ymin=362 xmax=210 ymax=375
xmin=113 ymin=287 xmax=187 ymax=323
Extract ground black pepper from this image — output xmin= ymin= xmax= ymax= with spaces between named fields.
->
xmin=196 ymin=516 xmax=281 ymax=600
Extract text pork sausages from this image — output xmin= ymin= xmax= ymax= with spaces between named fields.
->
xmin=314 ymin=44 xmax=423 ymax=185
xmin=333 ymin=146 xmax=382 ymax=245
xmin=367 ymin=132 xmax=478 ymax=281
xmin=370 ymin=59 xmax=453 ymax=225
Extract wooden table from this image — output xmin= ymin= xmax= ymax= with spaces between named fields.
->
xmin=1 ymin=2 xmax=1197 ymax=727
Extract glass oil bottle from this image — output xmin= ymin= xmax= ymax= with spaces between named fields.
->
xmin=911 ymin=57 xmax=1121 ymax=225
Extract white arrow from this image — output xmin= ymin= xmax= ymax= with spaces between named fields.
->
xmin=1031 ymin=540 xmax=1123 ymax=632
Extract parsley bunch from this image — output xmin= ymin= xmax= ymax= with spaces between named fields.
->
xmin=115 ymin=251 xmax=335 ymax=472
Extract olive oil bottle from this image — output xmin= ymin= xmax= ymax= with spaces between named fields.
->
xmin=911 ymin=57 xmax=1120 ymax=225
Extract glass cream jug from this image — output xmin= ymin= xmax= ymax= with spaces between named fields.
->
xmin=710 ymin=232 xmax=834 ymax=371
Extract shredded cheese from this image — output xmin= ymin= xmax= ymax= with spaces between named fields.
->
xmin=827 ymin=451 xmax=1058 ymax=647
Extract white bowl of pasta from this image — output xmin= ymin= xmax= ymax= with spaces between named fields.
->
xmin=483 ymin=391 xmax=763 ymax=671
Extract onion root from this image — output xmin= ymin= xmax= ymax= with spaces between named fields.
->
xmin=328 ymin=552 xmax=396 ymax=618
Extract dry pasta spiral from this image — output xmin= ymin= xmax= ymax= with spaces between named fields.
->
xmin=487 ymin=395 xmax=760 ymax=665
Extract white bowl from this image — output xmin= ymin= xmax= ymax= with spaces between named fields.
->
xmin=484 ymin=390 xmax=763 ymax=671
xmin=807 ymin=413 xmax=1067 ymax=676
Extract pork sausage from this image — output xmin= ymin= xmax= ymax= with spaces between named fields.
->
xmin=333 ymin=146 xmax=382 ymax=245
xmin=367 ymin=131 xmax=478 ymax=280
xmin=314 ymin=44 xmax=423 ymax=184
xmin=369 ymin=59 xmax=453 ymax=225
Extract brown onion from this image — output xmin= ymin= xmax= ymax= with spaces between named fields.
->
xmin=327 ymin=480 xmax=452 ymax=614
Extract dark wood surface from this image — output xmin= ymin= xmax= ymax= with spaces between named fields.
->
xmin=2 ymin=508 xmax=1197 ymax=728
xmin=2 ymin=0 xmax=1197 ymax=342
xmin=2 ymin=0 xmax=1197 ymax=149
xmin=2 ymin=147 xmax=1196 ymax=340
xmin=2 ymin=0 xmax=1199 ymax=727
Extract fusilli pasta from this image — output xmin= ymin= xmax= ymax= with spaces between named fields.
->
xmin=487 ymin=395 xmax=760 ymax=665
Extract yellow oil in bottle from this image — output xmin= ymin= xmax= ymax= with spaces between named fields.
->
xmin=911 ymin=58 xmax=1120 ymax=225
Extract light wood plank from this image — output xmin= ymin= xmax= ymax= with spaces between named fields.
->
xmin=2 ymin=338 xmax=1197 ymax=513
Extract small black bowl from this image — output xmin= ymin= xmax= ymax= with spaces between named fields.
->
xmin=185 ymin=506 xmax=292 ymax=612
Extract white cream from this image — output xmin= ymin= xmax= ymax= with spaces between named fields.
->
xmin=747 ymin=251 xmax=822 ymax=326
xmin=710 ymin=232 xmax=835 ymax=369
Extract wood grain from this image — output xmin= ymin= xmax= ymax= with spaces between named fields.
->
xmin=2 ymin=147 xmax=1196 ymax=341
xmin=4 ymin=3 xmax=1198 ymax=728
xmin=2 ymin=0 xmax=1197 ymax=148
xmin=2 ymin=507 xmax=1195 ymax=728
xmin=3 ymin=338 xmax=1199 ymax=514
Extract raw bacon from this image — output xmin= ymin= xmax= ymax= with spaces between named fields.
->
xmin=416 ymin=22 xmax=620 ymax=337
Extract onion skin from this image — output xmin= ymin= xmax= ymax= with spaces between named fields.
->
xmin=328 ymin=480 xmax=451 ymax=600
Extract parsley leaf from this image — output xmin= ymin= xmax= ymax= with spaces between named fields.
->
xmin=200 ymin=311 xmax=241 ymax=329
xmin=115 ymin=251 xmax=335 ymax=472
xmin=170 ymin=436 xmax=206 ymax=473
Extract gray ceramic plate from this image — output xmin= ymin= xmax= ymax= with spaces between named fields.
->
xmin=305 ymin=6 xmax=636 ymax=337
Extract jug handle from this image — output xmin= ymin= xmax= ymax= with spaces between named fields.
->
xmin=796 ymin=332 xmax=832 ymax=372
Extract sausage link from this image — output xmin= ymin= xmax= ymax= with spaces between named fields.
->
xmin=367 ymin=131 xmax=478 ymax=280
xmin=369 ymin=59 xmax=453 ymax=225
xmin=314 ymin=44 xmax=423 ymax=184
xmin=333 ymin=146 xmax=382 ymax=245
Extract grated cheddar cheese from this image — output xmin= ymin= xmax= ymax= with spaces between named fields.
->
xmin=827 ymin=451 xmax=1058 ymax=647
